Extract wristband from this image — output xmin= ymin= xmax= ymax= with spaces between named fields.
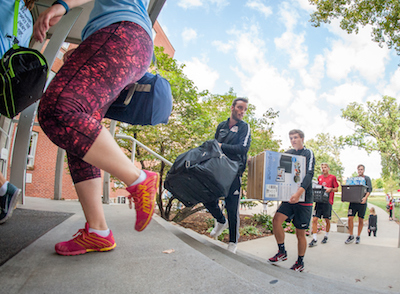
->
xmin=52 ymin=0 xmax=69 ymax=15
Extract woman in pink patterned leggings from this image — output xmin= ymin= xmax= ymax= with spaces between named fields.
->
xmin=33 ymin=0 xmax=159 ymax=256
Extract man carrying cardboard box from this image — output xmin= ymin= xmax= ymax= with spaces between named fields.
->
xmin=204 ymin=97 xmax=251 ymax=254
xmin=309 ymin=163 xmax=339 ymax=247
xmin=268 ymin=129 xmax=315 ymax=272
xmin=345 ymin=164 xmax=373 ymax=244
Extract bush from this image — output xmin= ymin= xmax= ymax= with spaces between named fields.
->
xmin=240 ymin=225 xmax=261 ymax=236
xmin=252 ymin=212 xmax=273 ymax=232
xmin=205 ymin=217 xmax=214 ymax=228
xmin=282 ymin=222 xmax=296 ymax=234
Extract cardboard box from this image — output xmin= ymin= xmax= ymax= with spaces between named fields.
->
xmin=247 ymin=150 xmax=306 ymax=201
xmin=341 ymin=185 xmax=367 ymax=203
xmin=337 ymin=218 xmax=349 ymax=233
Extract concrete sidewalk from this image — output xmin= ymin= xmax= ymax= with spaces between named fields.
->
xmin=238 ymin=202 xmax=400 ymax=292
xmin=0 ymin=197 xmax=399 ymax=294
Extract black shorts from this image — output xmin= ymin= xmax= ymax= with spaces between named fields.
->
xmin=277 ymin=202 xmax=313 ymax=230
xmin=348 ymin=203 xmax=367 ymax=219
xmin=313 ymin=202 xmax=332 ymax=219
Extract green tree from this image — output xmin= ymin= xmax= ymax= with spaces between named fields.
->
xmin=309 ymin=0 xmax=400 ymax=55
xmin=305 ymin=133 xmax=344 ymax=181
xmin=341 ymin=96 xmax=400 ymax=178
xmin=372 ymin=178 xmax=384 ymax=189
xmin=383 ymin=173 xmax=400 ymax=197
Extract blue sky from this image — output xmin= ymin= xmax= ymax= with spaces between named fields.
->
xmin=156 ymin=0 xmax=400 ymax=180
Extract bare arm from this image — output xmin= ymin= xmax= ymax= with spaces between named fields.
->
xmin=289 ymin=187 xmax=305 ymax=204
xmin=33 ymin=0 xmax=93 ymax=42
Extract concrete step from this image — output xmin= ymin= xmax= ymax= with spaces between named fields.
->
xmin=155 ymin=216 xmax=388 ymax=294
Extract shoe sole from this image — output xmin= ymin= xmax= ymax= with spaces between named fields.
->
xmin=345 ymin=240 xmax=355 ymax=244
xmin=268 ymin=257 xmax=288 ymax=264
xmin=0 ymin=188 xmax=21 ymax=224
xmin=56 ymin=243 xmax=117 ymax=256
xmin=291 ymin=267 xmax=304 ymax=272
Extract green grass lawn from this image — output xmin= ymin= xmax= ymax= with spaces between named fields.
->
xmin=330 ymin=194 xmax=399 ymax=222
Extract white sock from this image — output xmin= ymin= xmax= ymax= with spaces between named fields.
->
xmin=128 ymin=170 xmax=147 ymax=187
xmin=89 ymin=227 xmax=110 ymax=237
xmin=325 ymin=232 xmax=329 ymax=237
xmin=0 ymin=181 xmax=8 ymax=196
xmin=313 ymin=233 xmax=317 ymax=241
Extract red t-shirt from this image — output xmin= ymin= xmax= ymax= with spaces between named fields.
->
xmin=318 ymin=174 xmax=339 ymax=205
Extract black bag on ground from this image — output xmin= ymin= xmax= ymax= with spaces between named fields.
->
xmin=164 ymin=139 xmax=240 ymax=207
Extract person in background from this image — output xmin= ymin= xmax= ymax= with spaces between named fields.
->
xmin=268 ymin=129 xmax=315 ymax=272
xmin=388 ymin=197 xmax=394 ymax=221
xmin=367 ymin=207 xmax=377 ymax=237
xmin=33 ymin=0 xmax=158 ymax=256
xmin=0 ymin=0 xmax=37 ymax=224
xmin=308 ymin=163 xmax=339 ymax=247
xmin=345 ymin=164 xmax=372 ymax=245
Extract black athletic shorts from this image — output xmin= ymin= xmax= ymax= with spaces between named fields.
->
xmin=313 ymin=202 xmax=332 ymax=219
xmin=347 ymin=203 xmax=367 ymax=219
xmin=277 ymin=202 xmax=313 ymax=230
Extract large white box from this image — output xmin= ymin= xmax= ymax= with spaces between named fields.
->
xmin=248 ymin=150 xmax=306 ymax=201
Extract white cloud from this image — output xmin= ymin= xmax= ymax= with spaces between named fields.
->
xmin=212 ymin=40 xmax=234 ymax=53
xmin=325 ymin=116 xmax=356 ymax=138
xmin=235 ymin=65 xmax=294 ymax=113
xmin=384 ymin=67 xmax=400 ymax=98
xmin=226 ymin=25 xmax=294 ymax=113
xmin=321 ymin=82 xmax=368 ymax=106
xmin=285 ymin=89 xmax=330 ymax=138
xmin=246 ymin=0 xmax=273 ymax=19
xmin=230 ymin=25 xmax=267 ymax=73
xmin=275 ymin=31 xmax=308 ymax=69
xmin=325 ymin=20 xmax=390 ymax=83
xmin=177 ymin=0 xmax=228 ymax=9
xmin=182 ymin=57 xmax=219 ymax=92
xmin=182 ymin=28 xmax=198 ymax=44
xmin=299 ymin=54 xmax=325 ymax=89
xmin=293 ymin=0 xmax=315 ymax=12
xmin=177 ymin=0 xmax=202 ymax=9
xmin=340 ymin=148 xmax=381 ymax=179
xmin=278 ymin=1 xmax=299 ymax=31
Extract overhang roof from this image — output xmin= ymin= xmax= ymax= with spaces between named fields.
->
xmin=32 ymin=0 xmax=165 ymax=44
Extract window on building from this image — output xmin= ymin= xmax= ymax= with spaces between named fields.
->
xmin=27 ymin=131 xmax=38 ymax=169
xmin=117 ymin=196 xmax=126 ymax=204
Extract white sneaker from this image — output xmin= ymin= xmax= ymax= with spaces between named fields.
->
xmin=227 ymin=242 xmax=237 ymax=254
xmin=210 ymin=220 xmax=228 ymax=238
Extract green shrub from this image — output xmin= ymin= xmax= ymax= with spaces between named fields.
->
xmin=205 ymin=217 xmax=214 ymax=228
xmin=240 ymin=225 xmax=261 ymax=236
xmin=252 ymin=212 xmax=273 ymax=232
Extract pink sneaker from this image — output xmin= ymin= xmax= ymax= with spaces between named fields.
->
xmin=55 ymin=223 xmax=116 ymax=256
xmin=126 ymin=170 xmax=159 ymax=232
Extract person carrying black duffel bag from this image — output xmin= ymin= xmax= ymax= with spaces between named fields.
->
xmin=165 ymin=97 xmax=251 ymax=254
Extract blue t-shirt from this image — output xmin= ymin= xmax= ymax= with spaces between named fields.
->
xmin=81 ymin=0 xmax=153 ymax=41
xmin=0 ymin=0 xmax=33 ymax=57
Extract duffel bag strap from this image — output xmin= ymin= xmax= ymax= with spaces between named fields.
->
xmin=12 ymin=0 xmax=21 ymax=47
xmin=184 ymin=140 xmax=226 ymax=167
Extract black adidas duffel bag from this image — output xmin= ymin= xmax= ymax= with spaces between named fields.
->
xmin=164 ymin=139 xmax=240 ymax=207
